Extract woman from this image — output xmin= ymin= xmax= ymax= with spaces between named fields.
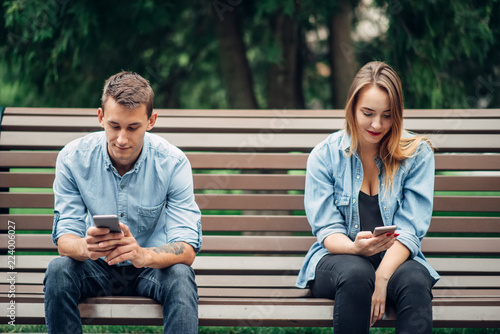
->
xmin=296 ymin=61 xmax=440 ymax=333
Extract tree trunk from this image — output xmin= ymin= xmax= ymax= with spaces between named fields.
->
xmin=213 ymin=8 xmax=258 ymax=109
xmin=267 ymin=12 xmax=304 ymax=109
xmin=329 ymin=0 xmax=356 ymax=109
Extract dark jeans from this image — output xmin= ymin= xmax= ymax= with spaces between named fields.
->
xmin=43 ymin=256 xmax=198 ymax=334
xmin=310 ymin=254 xmax=434 ymax=334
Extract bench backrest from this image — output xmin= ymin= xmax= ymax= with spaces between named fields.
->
xmin=1 ymin=108 xmax=500 ymax=293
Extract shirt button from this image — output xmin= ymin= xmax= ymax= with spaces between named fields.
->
xmin=356 ymin=175 xmax=360 ymax=179
xmin=383 ymin=207 xmax=387 ymax=210
xmin=120 ymin=213 xmax=124 ymax=217
xmin=120 ymin=185 xmax=124 ymax=189
xmin=353 ymin=199 xmax=357 ymax=204
xmin=354 ymin=224 xmax=359 ymax=229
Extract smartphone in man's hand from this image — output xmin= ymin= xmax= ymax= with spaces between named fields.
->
xmin=93 ymin=215 xmax=121 ymax=233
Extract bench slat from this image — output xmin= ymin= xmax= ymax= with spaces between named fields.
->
xmin=5 ymin=107 xmax=500 ymax=118
xmin=1 ymin=274 xmax=498 ymax=291
xmin=5 ymin=285 xmax=500 ymax=299
xmin=1 ymin=215 xmax=499 ymax=233
xmin=2 ymin=235 xmax=500 ymax=255
xmin=2 ymin=193 xmax=498 ymax=212
xmin=3 ymin=172 xmax=500 ymax=191
xmin=2 ymin=131 xmax=500 ymax=152
xmin=2 ymin=151 xmax=500 ymax=171
xmin=4 ymin=114 xmax=500 ymax=134
xmin=1 ymin=301 xmax=499 ymax=327
xmin=2 ymin=256 xmax=500 ymax=274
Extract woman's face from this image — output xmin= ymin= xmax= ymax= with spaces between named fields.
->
xmin=354 ymin=85 xmax=393 ymax=150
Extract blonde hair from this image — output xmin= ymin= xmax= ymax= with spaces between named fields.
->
xmin=344 ymin=61 xmax=432 ymax=190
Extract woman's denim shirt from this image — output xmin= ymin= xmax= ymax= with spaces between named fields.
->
xmin=296 ymin=130 xmax=440 ymax=288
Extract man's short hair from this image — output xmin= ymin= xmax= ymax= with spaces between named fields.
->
xmin=101 ymin=71 xmax=154 ymax=118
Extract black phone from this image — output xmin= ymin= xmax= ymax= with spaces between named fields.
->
xmin=93 ymin=215 xmax=121 ymax=233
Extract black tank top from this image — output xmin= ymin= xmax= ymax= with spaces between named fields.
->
xmin=359 ymin=191 xmax=384 ymax=267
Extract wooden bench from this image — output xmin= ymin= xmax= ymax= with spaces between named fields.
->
xmin=1 ymin=107 xmax=500 ymax=328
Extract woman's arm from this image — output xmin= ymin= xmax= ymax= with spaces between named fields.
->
xmin=323 ymin=231 xmax=397 ymax=256
xmin=370 ymin=240 xmax=410 ymax=325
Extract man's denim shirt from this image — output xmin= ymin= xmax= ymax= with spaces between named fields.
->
xmin=296 ymin=130 xmax=440 ymax=288
xmin=52 ymin=131 xmax=202 ymax=264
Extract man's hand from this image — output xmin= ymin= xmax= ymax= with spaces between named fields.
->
xmin=88 ymin=223 xmax=196 ymax=269
xmin=86 ymin=225 xmax=124 ymax=260
xmin=97 ymin=223 xmax=148 ymax=267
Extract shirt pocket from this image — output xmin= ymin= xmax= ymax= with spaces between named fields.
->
xmin=138 ymin=200 xmax=166 ymax=233
xmin=334 ymin=194 xmax=350 ymax=220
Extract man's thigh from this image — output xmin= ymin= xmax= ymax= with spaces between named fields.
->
xmin=44 ymin=257 xmax=121 ymax=299
xmin=134 ymin=264 xmax=197 ymax=302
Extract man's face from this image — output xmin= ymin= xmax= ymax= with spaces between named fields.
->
xmin=98 ymin=98 xmax=157 ymax=173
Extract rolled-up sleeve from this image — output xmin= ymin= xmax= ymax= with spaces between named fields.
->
xmin=165 ymin=155 xmax=202 ymax=253
xmin=393 ymin=143 xmax=435 ymax=258
xmin=52 ymin=152 xmax=88 ymax=245
xmin=305 ymin=146 xmax=347 ymax=245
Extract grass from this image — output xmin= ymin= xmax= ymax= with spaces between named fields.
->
xmin=0 ymin=325 xmax=499 ymax=333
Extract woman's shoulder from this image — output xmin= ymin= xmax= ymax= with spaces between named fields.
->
xmin=308 ymin=130 xmax=348 ymax=170
xmin=402 ymin=130 xmax=433 ymax=152
xmin=400 ymin=130 xmax=434 ymax=168
xmin=313 ymin=130 xmax=346 ymax=153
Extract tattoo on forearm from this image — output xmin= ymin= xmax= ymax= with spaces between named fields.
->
xmin=151 ymin=242 xmax=185 ymax=255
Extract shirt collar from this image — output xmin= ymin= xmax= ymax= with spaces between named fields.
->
xmin=132 ymin=133 xmax=149 ymax=173
xmin=340 ymin=130 xmax=382 ymax=168
xmin=101 ymin=131 xmax=149 ymax=174
xmin=340 ymin=130 xmax=352 ymax=153
xmin=101 ymin=133 xmax=113 ymax=171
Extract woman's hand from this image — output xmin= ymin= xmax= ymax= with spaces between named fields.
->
xmin=371 ymin=276 xmax=389 ymax=326
xmin=352 ymin=231 xmax=398 ymax=257
xmin=323 ymin=231 xmax=398 ymax=256
xmin=370 ymin=241 xmax=411 ymax=326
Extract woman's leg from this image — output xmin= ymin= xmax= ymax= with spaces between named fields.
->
xmin=310 ymin=254 xmax=375 ymax=334
xmin=387 ymin=259 xmax=434 ymax=334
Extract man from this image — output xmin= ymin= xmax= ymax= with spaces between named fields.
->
xmin=43 ymin=71 xmax=202 ymax=334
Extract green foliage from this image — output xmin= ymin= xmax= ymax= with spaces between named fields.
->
xmin=1 ymin=0 xmax=223 ymax=108
xmin=369 ymin=0 xmax=500 ymax=108
xmin=1 ymin=0 xmax=499 ymax=109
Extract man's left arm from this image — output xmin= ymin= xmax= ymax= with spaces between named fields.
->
xmin=102 ymin=223 xmax=196 ymax=268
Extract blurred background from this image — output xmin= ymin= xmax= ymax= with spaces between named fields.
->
xmin=0 ymin=0 xmax=499 ymax=110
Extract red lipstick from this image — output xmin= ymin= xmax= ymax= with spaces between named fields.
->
xmin=367 ymin=130 xmax=382 ymax=136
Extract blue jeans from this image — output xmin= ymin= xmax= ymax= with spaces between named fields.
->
xmin=43 ymin=257 xmax=198 ymax=334
xmin=310 ymin=254 xmax=434 ymax=334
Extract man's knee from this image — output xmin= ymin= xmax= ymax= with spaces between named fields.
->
xmin=45 ymin=257 xmax=77 ymax=282
xmin=44 ymin=256 xmax=83 ymax=298
xmin=158 ymin=264 xmax=197 ymax=296
xmin=162 ymin=264 xmax=195 ymax=280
